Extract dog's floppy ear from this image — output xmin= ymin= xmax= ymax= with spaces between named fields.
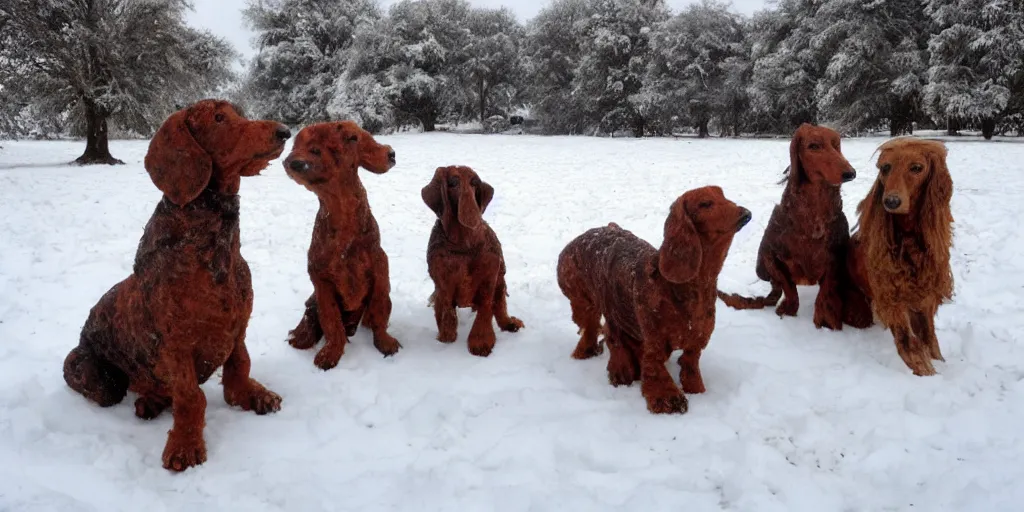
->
xmin=921 ymin=143 xmax=953 ymax=253
xmin=144 ymin=109 xmax=212 ymax=206
xmin=658 ymin=201 xmax=702 ymax=284
xmin=421 ymin=167 xmax=448 ymax=218
xmin=787 ymin=124 xmax=806 ymax=185
xmin=476 ymin=178 xmax=494 ymax=215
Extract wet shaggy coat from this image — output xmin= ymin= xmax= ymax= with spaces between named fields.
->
xmin=422 ymin=166 xmax=524 ymax=357
xmin=718 ymin=123 xmax=865 ymax=330
xmin=61 ymin=100 xmax=290 ymax=472
xmin=557 ymin=186 xmax=751 ymax=414
xmin=844 ymin=137 xmax=954 ymax=376
xmin=284 ymin=121 xmax=401 ymax=370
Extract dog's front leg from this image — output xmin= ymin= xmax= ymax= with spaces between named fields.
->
xmin=223 ymin=336 xmax=282 ymax=414
xmin=467 ymin=264 xmax=499 ymax=357
xmin=311 ymin=277 xmax=348 ymax=370
xmin=160 ymin=352 xmax=208 ymax=472
xmin=813 ymin=259 xmax=844 ymax=331
xmin=640 ymin=336 xmax=687 ymax=414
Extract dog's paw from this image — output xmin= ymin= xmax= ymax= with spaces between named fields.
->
xmin=162 ymin=435 xmax=207 ymax=472
xmin=314 ymin=348 xmax=342 ymax=371
xmin=134 ymin=395 xmax=171 ymax=420
xmin=373 ymin=334 xmax=402 ymax=357
xmin=500 ymin=317 xmax=525 ymax=333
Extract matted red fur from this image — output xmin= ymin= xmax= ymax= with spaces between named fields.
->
xmin=557 ymin=186 xmax=751 ymax=414
xmin=422 ymin=165 xmax=524 ymax=357
xmin=843 ymin=137 xmax=954 ymax=376
xmin=718 ymin=123 xmax=865 ymax=329
xmin=62 ymin=100 xmax=290 ymax=472
xmin=284 ymin=121 xmax=401 ymax=370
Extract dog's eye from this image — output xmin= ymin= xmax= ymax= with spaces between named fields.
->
xmin=808 ymin=143 xmax=821 ymax=150
xmin=470 ymin=177 xmax=480 ymax=187
xmin=698 ymin=201 xmax=713 ymax=209
xmin=347 ymin=135 xmax=359 ymax=143
xmin=880 ymin=163 xmax=892 ymax=175
xmin=214 ymin=113 xmax=225 ymax=123
xmin=910 ymin=164 xmax=924 ymax=173
xmin=310 ymin=148 xmax=321 ymax=156
xmin=448 ymin=176 xmax=459 ymax=188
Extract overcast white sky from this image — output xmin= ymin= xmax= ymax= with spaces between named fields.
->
xmin=186 ymin=0 xmax=768 ymax=60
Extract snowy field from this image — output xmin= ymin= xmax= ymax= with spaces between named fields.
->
xmin=2 ymin=133 xmax=1023 ymax=511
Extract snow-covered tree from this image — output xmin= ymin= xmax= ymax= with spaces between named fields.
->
xmin=0 ymin=0 xmax=236 ymax=164
xmin=243 ymin=0 xmax=381 ymax=124
xmin=812 ymin=0 xmax=930 ymax=136
xmin=574 ymin=0 xmax=670 ymax=136
xmin=645 ymin=0 xmax=748 ymax=137
xmin=923 ymin=0 xmax=1024 ymax=138
xmin=344 ymin=0 xmax=472 ymax=131
xmin=523 ymin=0 xmax=594 ymax=134
xmin=463 ymin=7 xmax=526 ymax=123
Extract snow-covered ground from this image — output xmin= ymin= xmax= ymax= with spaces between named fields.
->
xmin=1 ymin=134 xmax=1023 ymax=511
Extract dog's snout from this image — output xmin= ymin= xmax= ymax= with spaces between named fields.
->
xmin=288 ymin=159 xmax=310 ymax=173
xmin=883 ymin=194 xmax=902 ymax=211
xmin=387 ymin=149 xmax=396 ymax=163
xmin=737 ymin=207 xmax=752 ymax=229
xmin=274 ymin=125 xmax=291 ymax=141
xmin=841 ymin=169 xmax=856 ymax=182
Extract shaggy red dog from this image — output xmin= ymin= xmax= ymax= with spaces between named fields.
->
xmin=284 ymin=121 xmax=401 ymax=369
xmin=843 ymin=138 xmax=954 ymax=376
xmin=62 ymin=100 xmax=289 ymax=472
xmin=718 ymin=123 xmax=864 ymax=329
xmin=557 ymin=186 xmax=751 ymax=414
xmin=421 ymin=166 xmax=524 ymax=357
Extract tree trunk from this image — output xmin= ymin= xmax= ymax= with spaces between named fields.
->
xmin=632 ymin=115 xmax=645 ymax=138
xmin=697 ymin=118 xmax=709 ymax=138
xmin=75 ymin=100 xmax=124 ymax=165
xmin=479 ymin=78 xmax=487 ymax=123
xmin=421 ymin=112 xmax=437 ymax=132
xmin=946 ymin=117 xmax=960 ymax=136
xmin=981 ymin=118 xmax=996 ymax=140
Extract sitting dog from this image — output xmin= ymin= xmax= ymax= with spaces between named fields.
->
xmin=844 ymin=138 xmax=954 ymax=376
xmin=284 ymin=121 xmax=401 ymax=370
xmin=557 ymin=186 xmax=751 ymax=414
xmin=62 ymin=100 xmax=289 ymax=472
xmin=421 ymin=165 xmax=524 ymax=357
xmin=718 ymin=123 xmax=860 ymax=330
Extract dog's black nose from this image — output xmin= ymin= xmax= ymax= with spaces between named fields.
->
xmin=737 ymin=207 xmax=752 ymax=229
xmin=289 ymin=159 xmax=310 ymax=173
xmin=842 ymin=169 xmax=856 ymax=182
xmin=275 ymin=126 xmax=291 ymax=141
xmin=387 ymin=149 xmax=396 ymax=163
xmin=883 ymin=194 xmax=902 ymax=210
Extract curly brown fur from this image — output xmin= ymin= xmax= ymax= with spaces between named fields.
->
xmin=717 ymin=123 xmax=859 ymax=331
xmin=844 ymin=137 xmax=954 ymax=376
xmin=62 ymin=100 xmax=289 ymax=472
xmin=557 ymin=186 xmax=752 ymax=414
xmin=283 ymin=121 xmax=401 ymax=370
xmin=421 ymin=166 xmax=523 ymax=357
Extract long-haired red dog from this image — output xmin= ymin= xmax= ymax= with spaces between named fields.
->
xmin=421 ymin=165 xmax=524 ymax=357
xmin=284 ymin=121 xmax=402 ymax=370
xmin=844 ymin=138 xmax=954 ymax=375
xmin=558 ymin=186 xmax=751 ymax=414
xmin=718 ymin=123 xmax=862 ymax=330
xmin=62 ymin=100 xmax=289 ymax=471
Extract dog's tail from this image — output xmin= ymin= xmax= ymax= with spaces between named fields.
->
xmin=717 ymin=285 xmax=782 ymax=310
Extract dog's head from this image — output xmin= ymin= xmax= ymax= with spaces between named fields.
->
xmin=282 ymin=121 xmax=396 ymax=191
xmin=144 ymin=99 xmax=290 ymax=205
xmin=421 ymin=165 xmax=495 ymax=232
xmin=658 ymin=186 xmax=752 ymax=284
xmin=787 ymin=123 xmax=856 ymax=186
xmin=867 ymin=137 xmax=951 ymax=216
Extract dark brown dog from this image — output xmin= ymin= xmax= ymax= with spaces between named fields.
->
xmin=718 ymin=123 xmax=860 ymax=330
xmin=557 ymin=186 xmax=751 ymax=414
xmin=844 ymin=138 xmax=954 ymax=376
xmin=284 ymin=121 xmax=401 ymax=369
xmin=62 ymin=100 xmax=289 ymax=472
xmin=421 ymin=166 xmax=524 ymax=357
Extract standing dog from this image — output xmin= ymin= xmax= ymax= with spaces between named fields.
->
xmin=718 ymin=123 xmax=861 ymax=330
xmin=62 ymin=100 xmax=289 ymax=471
xmin=421 ymin=166 xmax=524 ymax=357
xmin=284 ymin=121 xmax=401 ymax=370
xmin=557 ymin=186 xmax=751 ymax=414
xmin=844 ymin=138 xmax=954 ymax=375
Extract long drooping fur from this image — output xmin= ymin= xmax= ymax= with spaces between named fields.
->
xmin=844 ymin=137 xmax=954 ymax=375
xmin=283 ymin=121 xmax=401 ymax=370
xmin=62 ymin=100 xmax=290 ymax=472
xmin=557 ymin=186 xmax=751 ymax=414
xmin=421 ymin=165 xmax=524 ymax=357
xmin=718 ymin=123 xmax=867 ymax=330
